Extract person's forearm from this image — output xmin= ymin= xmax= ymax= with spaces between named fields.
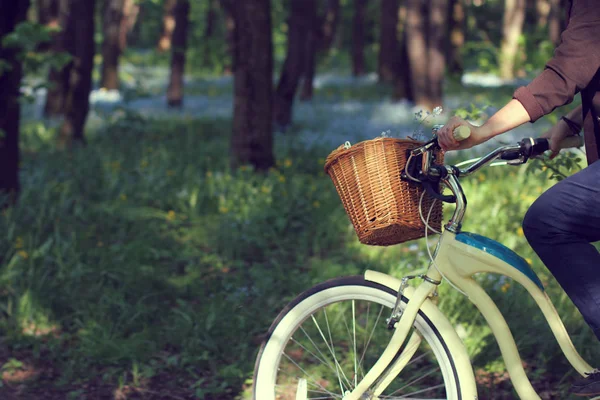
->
xmin=478 ymin=99 xmax=531 ymax=139
xmin=564 ymin=104 xmax=583 ymax=126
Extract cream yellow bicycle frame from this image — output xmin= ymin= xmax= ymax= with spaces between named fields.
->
xmin=341 ymin=228 xmax=595 ymax=400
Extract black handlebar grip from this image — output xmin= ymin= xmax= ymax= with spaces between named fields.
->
xmin=529 ymin=138 xmax=550 ymax=158
xmin=500 ymin=149 xmax=523 ymax=161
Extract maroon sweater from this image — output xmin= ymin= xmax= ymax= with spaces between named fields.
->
xmin=513 ymin=0 xmax=600 ymax=164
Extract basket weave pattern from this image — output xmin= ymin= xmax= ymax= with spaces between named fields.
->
xmin=324 ymin=137 xmax=444 ymax=246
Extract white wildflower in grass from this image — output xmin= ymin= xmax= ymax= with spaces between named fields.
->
xmin=433 ymin=106 xmax=443 ymax=115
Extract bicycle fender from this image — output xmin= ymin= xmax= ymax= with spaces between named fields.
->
xmin=364 ymin=270 xmax=479 ymax=399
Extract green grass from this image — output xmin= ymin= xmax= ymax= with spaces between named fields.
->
xmin=0 ymin=110 xmax=597 ymax=399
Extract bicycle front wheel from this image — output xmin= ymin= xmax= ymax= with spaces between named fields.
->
xmin=253 ymin=275 xmax=461 ymax=400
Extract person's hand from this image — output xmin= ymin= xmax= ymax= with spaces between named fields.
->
xmin=436 ymin=116 xmax=489 ymax=152
xmin=540 ymin=119 xmax=578 ymax=159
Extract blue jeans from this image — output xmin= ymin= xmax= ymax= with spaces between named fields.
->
xmin=523 ymin=159 xmax=600 ymax=340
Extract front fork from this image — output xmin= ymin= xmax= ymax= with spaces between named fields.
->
xmin=342 ymin=275 xmax=441 ymax=400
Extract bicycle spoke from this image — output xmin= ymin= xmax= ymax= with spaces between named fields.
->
xmin=386 ymin=383 xmax=445 ymax=399
xmin=352 ymin=300 xmax=357 ymax=388
xmin=312 ymin=312 xmax=353 ymax=393
xmin=361 ymin=301 xmax=371 ymax=370
xmin=386 ymin=367 xmax=441 ymax=397
xmin=290 ymin=336 xmax=336 ymax=375
xmin=279 ymin=353 xmax=339 ymax=398
xmin=358 ymin=304 xmax=385 ymax=375
xmin=322 ymin=308 xmax=352 ymax=393
xmin=298 ymin=324 xmax=350 ymax=394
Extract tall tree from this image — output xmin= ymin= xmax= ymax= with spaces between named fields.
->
xmin=405 ymin=0 xmax=448 ymax=109
xmin=43 ymin=0 xmax=69 ymax=117
xmin=446 ymin=0 xmax=465 ymax=76
xmin=37 ymin=0 xmax=60 ymax=51
xmin=166 ymin=0 xmax=190 ymax=107
xmin=352 ymin=0 xmax=367 ymax=76
xmin=157 ymin=0 xmax=178 ymax=52
xmin=499 ymin=0 xmax=526 ymax=80
xmin=320 ymin=0 xmax=340 ymax=52
xmin=220 ymin=0 xmax=235 ymax=75
xmin=120 ymin=0 xmax=139 ymax=50
xmin=38 ymin=0 xmax=60 ymax=25
xmin=101 ymin=0 xmax=128 ymax=90
xmin=405 ymin=0 xmax=428 ymax=106
xmin=0 ymin=0 xmax=30 ymax=204
xmin=300 ymin=2 xmax=319 ymax=101
xmin=203 ymin=0 xmax=218 ymax=67
xmin=393 ymin=4 xmax=413 ymax=101
xmin=548 ymin=0 xmax=563 ymax=47
xmin=230 ymin=0 xmax=274 ymax=171
xmin=427 ymin=0 xmax=448 ymax=107
xmin=57 ymin=0 xmax=96 ymax=149
xmin=378 ymin=0 xmax=400 ymax=83
xmin=273 ymin=0 xmax=316 ymax=128
xmin=535 ymin=0 xmax=550 ymax=27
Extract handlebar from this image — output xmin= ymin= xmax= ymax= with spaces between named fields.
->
xmin=409 ymin=127 xmax=583 ymax=182
xmin=404 ymin=127 xmax=584 ymax=233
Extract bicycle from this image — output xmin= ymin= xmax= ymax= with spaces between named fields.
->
xmin=252 ymin=128 xmax=592 ymax=400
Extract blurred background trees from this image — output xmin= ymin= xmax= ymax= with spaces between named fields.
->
xmin=0 ymin=0 xmax=572 ymax=210
xmin=0 ymin=1 xmax=584 ymax=399
xmin=0 ymin=0 xmax=572 ymax=207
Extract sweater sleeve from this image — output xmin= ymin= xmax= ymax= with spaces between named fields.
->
xmin=513 ymin=0 xmax=600 ymax=122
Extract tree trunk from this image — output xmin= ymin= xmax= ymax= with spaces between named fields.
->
xmin=427 ymin=0 xmax=448 ymax=109
xmin=405 ymin=0 xmax=448 ymax=109
xmin=535 ymin=0 xmax=550 ymax=27
xmin=393 ymin=5 xmax=413 ymax=101
xmin=352 ymin=0 xmax=367 ymax=76
xmin=405 ymin=0 xmax=428 ymax=106
xmin=378 ymin=0 xmax=400 ymax=83
xmin=120 ymin=0 xmax=139 ymax=51
xmin=167 ymin=0 xmax=190 ymax=107
xmin=128 ymin=0 xmax=145 ymax=47
xmin=203 ymin=0 xmax=218 ymax=66
xmin=230 ymin=0 xmax=274 ymax=171
xmin=300 ymin=2 xmax=319 ymax=101
xmin=58 ymin=0 xmax=95 ymax=149
xmin=499 ymin=0 xmax=526 ymax=80
xmin=273 ymin=0 xmax=316 ymax=128
xmin=548 ymin=0 xmax=562 ymax=47
xmin=320 ymin=0 xmax=340 ymax=52
xmin=223 ymin=9 xmax=235 ymax=75
xmin=38 ymin=0 xmax=59 ymax=24
xmin=157 ymin=0 xmax=178 ymax=52
xmin=44 ymin=0 xmax=70 ymax=117
xmin=37 ymin=0 xmax=60 ymax=51
xmin=101 ymin=0 xmax=126 ymax=90
xmin=446 ymin=0 xmax=465 ymax=76
xmin=0 ymin=0 xmax=30 ymax=204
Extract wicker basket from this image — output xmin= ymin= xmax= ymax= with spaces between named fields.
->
xmin=324 ymin=137 xmax=444 ymax=246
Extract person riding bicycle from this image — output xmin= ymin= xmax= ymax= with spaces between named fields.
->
xmin=437 ymin=0 xmax=600 ymax=396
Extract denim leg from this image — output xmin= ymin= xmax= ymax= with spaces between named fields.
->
xmin=523 ymin=160 xmax=600 ymax=340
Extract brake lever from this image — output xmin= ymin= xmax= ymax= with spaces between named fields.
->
xmin=422 ymin=180 xmax=456 ymax=204
xmin=506 ymin=157 xmax=526 ymax=165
